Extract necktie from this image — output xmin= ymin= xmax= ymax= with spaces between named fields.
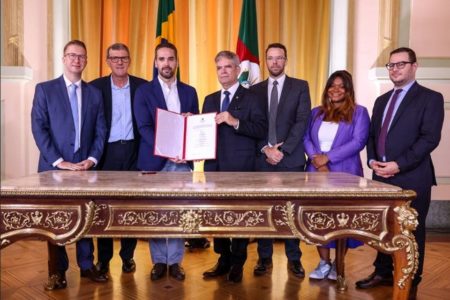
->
xmin=69 ymin=84 xmax=80 ymax=152
xmin=377 ymin=89 xmax=402 ymax=160
xmin=268 ymin=80 xmax=279 ymax=145
xmin=221 ymin=91 xmax=230 ymax=112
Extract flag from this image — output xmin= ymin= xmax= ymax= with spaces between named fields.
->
xmin=236 ymin=0 xmax=261 ymax=88
xmin=154 ymin=0 xmax=176 ymax=78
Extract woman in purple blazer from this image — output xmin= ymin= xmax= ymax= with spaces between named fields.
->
xmin=303 ymin=70 xmax=370 ymax=280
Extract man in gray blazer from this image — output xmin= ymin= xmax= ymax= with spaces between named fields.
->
xmin=251 ymin=43 xmax=311 ymax=278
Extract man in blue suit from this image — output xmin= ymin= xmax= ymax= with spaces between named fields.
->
xmin=202 ymin=50 xmax=267 ymax=283
xmin=357 ymin=47 xmax=444 ymax=299
xmin=90 ymin=43 xmax=147 ymax=276
xmin=251 ymin=43 xmax=311 ymax=278
xmin=31 ymin=40 xmax=108 ymax=290
xmin=134 ymin=42 xmax=199 ymax=281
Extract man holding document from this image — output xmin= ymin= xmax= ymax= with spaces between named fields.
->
xmin=201 ymin=50 xmax=267 ymax=283
xmin=134 ymin=42 xmax=199 ymax=281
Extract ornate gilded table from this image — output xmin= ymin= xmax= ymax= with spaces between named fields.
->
xmin=0 ymin=171 xmax=417 ymax=299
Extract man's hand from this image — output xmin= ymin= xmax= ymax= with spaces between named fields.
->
xmin=215 ymin=111 xmax=238 ymax=127
xmin=76 ymin=159 xmax=95 ymax=170
xmin=169 ymin=157 xmax=187 ymax=164
xmin=264 ymin=142 xmax=284 ymax=165
xmin=370 ymin=160 xmax=400 ymax=178
xmin=311 ymin=154 xmax=329 ymax=169
xmin=56 ymin=161 xmax=84 ymax=171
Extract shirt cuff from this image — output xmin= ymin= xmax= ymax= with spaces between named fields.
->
xmin=88 ymin=157 xmax=98 ymax=166
xmin=233 ymin=120 xmax=240 ymax=130
xmin=52 ymin=158 xmax=64 ymax=167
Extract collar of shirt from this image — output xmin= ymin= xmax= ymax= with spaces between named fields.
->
xmin=221 ymin=81 xmax=240 ymax=102
xmin=63 ymin=75 xmax=82 ymax=89
xmin=158 ymin=76 xmax=177 ymax=91
xmin=110 ymin=75 xmax=130 ymax=90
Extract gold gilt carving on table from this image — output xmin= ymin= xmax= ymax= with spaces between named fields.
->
xmin=1 ymin=203 xmax=92 ymax=247
xmin=298 ymin=206 xmax=389 ymax=241
xmin=2 ymin=210 xmax=74 ymax=230
xmin=368 ymin=202 xmax=419 ymax=289
xmin=274 ymin=202 xmax=320 ymax=245
xmin=104 ymin=205 xmax=274 ymax=232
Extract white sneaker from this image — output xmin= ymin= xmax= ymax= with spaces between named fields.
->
xmin=309 ymin=259 xmax=331 ymax=280
xmin=328 ymin=261 xmax=337 ymax=280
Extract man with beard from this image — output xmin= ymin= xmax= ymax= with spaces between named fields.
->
xmin=357 ymin=47 xmax=444 ymax=300
xmin=202 ymin=51 xmax=267 ymax=283
xmin=251 ymin=43 xmax=311 ymax=278
xmin=134 ymin=42 xmax=199 ymax=281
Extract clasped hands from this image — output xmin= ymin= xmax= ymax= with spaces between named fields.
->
xmin=57 ymin=159 xmax=94 ymax=171
xmin=370 ymin=160 xmax=400 ymax=178
xmin=264 ymin=142 xmax=284 ymax=165
xmin=311 ymin=154 xmax=329 ymax=172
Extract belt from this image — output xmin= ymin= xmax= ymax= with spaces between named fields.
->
xmin=110 ymin=139 xmax=135 ymax=145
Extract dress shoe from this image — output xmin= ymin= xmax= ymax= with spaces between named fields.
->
xmin=203 ymin=262 xmax=231 ymax=278
xmin=408 ymin=285 xmax=418 ymax=300
xmin=227 ymin=264 xmax=243 ymax=283
xmin=288 ymin=261 xmax=305 ymax=278
xmin=253 ymin=258 xmax=273 ymax=276
xmin=80 ymin=267 xmax=108 ymax=283
xmin=151 ymin=263 xmax=167 ymax=281
xmin=122 ymin=258 xmax=136 ymax=273
xmin=169 ymin=263 xmax=186 ymax=281
xmin=44 ymin=273 xmax=67 ymax=291
xmin=95 ymin=261 xmax=109 ymax=276
xmin=355 ymin=271 xmax=393 ymax=289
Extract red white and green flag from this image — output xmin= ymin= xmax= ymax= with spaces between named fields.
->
xmin=236 ymin=0 xmax=261 ymax=88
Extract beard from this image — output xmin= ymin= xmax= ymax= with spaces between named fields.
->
xmin=159 ymin=67 xmax=175 ymax=79
xmin=269 ymin=67 xmax=284 ymax=78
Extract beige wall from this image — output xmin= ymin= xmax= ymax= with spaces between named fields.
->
xmin=1 ymin=0 xmax=449 ymax=204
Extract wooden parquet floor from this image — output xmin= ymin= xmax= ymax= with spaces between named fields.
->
xmin=1 ymin=234 xmax=449 ymax=300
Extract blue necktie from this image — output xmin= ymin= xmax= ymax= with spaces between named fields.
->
xmin=221 ymin=91 xmax=230 ymax=112
xmin=69 ymin=84 xmax=79 ymax=152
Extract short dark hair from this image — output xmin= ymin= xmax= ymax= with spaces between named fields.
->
xmin=390 ymin=47 xmax=417 ymax=63
xmin=265 ymin=43 xmax=287 ymax=58
xmin=63 ymin=40 xmax=87 ymax=54
xmin=154 ymin=42 xmax=178 ymax=60
xmin=106 ymin=43 xmax=130 ymax=58
xmin=214 ymin=50 xmax=240 ymax=66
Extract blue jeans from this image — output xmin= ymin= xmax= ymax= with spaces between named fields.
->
xmin=149 ymin=160 xmax=190 ymax=264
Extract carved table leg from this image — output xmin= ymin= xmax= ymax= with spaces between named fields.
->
xmin=335 ymin=238 xmax=347 ymax=292
xmin=392 ymin=247 xmax=412 ymax=300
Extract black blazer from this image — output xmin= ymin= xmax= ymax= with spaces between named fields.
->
xmin=251 ymin=76 xmax=311 ymax=168
xmin=367 ymin=82 xmax=444 ymax=189
xmin=90 ymin=74 xmax=147 ymax=144
xmin=202 ymin=85 xmax=267 ymax=171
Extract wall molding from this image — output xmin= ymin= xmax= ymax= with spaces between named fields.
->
xmin=1 ymin=66 xmax=33 ymax=81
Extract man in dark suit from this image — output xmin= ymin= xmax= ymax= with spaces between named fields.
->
xmin=356 ymin=47 xmax=444 ymax=299
xmin=31 ymin=40 xmax=108 ymax=290
xmin=202 ymin=50 xmax=267 ymax=283
xmin=134 ymin=42 xmax=199 ymax=281
xmin=251 ymin=43 xmax=311 ymax=278
xmin=90 ymin=43 xmax=147 ymax=276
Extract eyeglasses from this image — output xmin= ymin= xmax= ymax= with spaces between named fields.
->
xmin=267 ymin=56 xmax=286 ymax=62
xmin=385 ymin=61 xmax=414 ymax=70
xmin=65 ymin=53 xmax=87 ymax=61
xmin=108 ymin=56 xmax=130 ymax=63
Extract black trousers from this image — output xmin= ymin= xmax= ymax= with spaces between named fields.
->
xmin=213 ymin=238 xmax=249 ymax=266
xmin=373 ymin=184 xmax=431 ymax=286
xmin=97 ymin=140 xmax=138 ymax=264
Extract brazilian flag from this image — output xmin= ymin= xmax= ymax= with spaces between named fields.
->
xmin=154 ymin=0 xmax=177 ymax=78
